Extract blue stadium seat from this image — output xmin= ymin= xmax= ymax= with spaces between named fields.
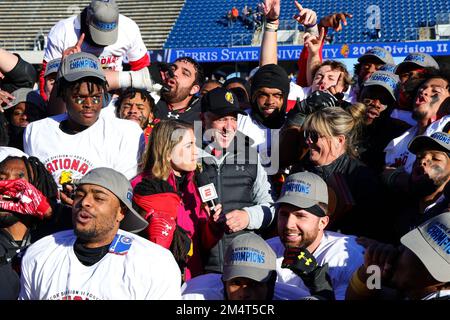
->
xmin=164 ymin=0 xmax=450 ymax=48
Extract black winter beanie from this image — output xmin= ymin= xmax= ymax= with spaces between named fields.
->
xmin=250 ymin=64 xmax=290 ymax=129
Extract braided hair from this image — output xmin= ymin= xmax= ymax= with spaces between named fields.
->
xmin=0 ymin=112 xmax=9 ymax=146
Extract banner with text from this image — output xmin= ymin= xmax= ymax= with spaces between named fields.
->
xmin=165 ymin=40 xmax=449 ymax=63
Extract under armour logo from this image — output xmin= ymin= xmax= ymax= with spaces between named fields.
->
xmin=235 ymin=165 xmax=245 ymax=171
xmin=167 ymin=112 xmax=180 ymax=119
xmin=297 ymin=252 xmax=313 ymax=266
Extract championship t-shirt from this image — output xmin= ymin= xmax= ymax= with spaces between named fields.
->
xmin=23 ymin=114 xmax=144 ymax=187
xmin=18 ymin=229 xmax=181 ymax=300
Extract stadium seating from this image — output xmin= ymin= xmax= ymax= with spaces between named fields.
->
xmin=0 ymin=0 xmax=184 ymax=51
xmin=164 ymin=0 xmax=450 ymax=48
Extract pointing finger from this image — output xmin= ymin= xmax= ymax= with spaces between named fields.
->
xmin=318 ymin=27 xmax=326 ymax=42
xmin=294 ymin=0 xmax=303 ymax=12
xmin=76 ymin=33 xmax=85 ymax=50
xmin=338 ymin=13 xmax=348 ymax=26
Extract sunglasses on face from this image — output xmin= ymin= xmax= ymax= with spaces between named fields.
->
xmin=303 ymin=130 xmax=322 ymax=143
xmin=72 ymin=95 xmax=102 ymax=105
xmin=362 ymin=98 xmax=388 ymax=111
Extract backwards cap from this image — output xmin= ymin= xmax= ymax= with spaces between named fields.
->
xmin=75 ymin=167 xmax=148 ymax=233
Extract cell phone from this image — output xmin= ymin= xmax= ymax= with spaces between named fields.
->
xmin=62 ymin=183 xmax=75 ymax=200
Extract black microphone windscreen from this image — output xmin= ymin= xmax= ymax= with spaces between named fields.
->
xmin=196 ymin=171 xmax=211 ymax=188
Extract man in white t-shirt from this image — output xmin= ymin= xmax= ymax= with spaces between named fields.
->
xmin=39 ymin=0 xmax=149 ymax=100
xmin=24 ymin=52 xmax=145 ymax=199
xmin=181 ymin=232 xmax=334 ymax=300
xmin=19 ymin=167 xmax=181 ymax=300
xmin=384 ymin=71 xmax=450 ymax=173
xmin=266 ymin=172 xmax=364 ymax=300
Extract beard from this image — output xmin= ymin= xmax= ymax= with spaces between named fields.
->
xmin=280 ymin=228 xmax=318 ymax=249
xmin=161 ymin=84 xmax=192 ymax=104
xmin=74 ymin=225 xmax=98 ymax=241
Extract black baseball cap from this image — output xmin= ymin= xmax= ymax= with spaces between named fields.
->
xmin=201 ymin=87 xmax=247 ymax=117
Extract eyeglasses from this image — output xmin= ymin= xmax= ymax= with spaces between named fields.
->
xmin=72 ymin=95 xmax=102 ymax=105
xmin=362 ymin=98 xmax=388 ymax=111
xmin=303 ymin=130 xmax=322 ymax=143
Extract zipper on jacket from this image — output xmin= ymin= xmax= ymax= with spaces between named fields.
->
xmin=216 ymin=163 xmax=224 ymax=272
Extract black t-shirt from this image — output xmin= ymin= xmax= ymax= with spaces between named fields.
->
xmin=154 ymin=97 xmax=201 ymax=124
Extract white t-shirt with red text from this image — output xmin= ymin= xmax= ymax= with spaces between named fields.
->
xmin=23 ymin=113 xmax=144 ymax=188
xmin=18 ymin=229 xmax=181 ymax=300
xmin=44 ymin=14 xmax=148 ymax=71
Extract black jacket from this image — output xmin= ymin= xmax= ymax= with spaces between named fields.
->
xmin=154 ymin=97 xmax=201 ymax=124
xmin=0 ymin=230 xmax=30 ymax=300
xmin=199 ymin=134 xmax=272 ymax=273
xmin=357 ymin=109 xmax=411 ymax=174
xmin=292 ymin=153 xmax=390 ymax=241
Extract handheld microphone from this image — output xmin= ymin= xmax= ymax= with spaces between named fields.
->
xmin=196 ymin=172 xmax=218 ymax=215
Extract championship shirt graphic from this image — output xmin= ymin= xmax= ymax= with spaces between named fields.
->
xmin=99 ymin=54 xmax=121 ymax=70
xmin=49 ymin=290 xmax=101 ymax=300
xmin=44 ymin=155 xmax=94 ymax=187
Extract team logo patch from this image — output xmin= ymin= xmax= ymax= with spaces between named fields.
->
xmin=230 ymin=247 xmax=265 ymax=264
xmin=405 ymin=53 xmax=425 ymax=63
xmin=225 ymin=92 xmax=234 ymax=104
xmin=368 ymin=48 xmax=386 ymax=59
xmin=109 ymin=234 xmax=133 ymax=255
xmin=69 ymin=57 xmax=99 ymax=72
xmin=431 ymin=132 xmax=450 ymax=145
xmin=126 ymin=190 xmax=133 ymax=202
xmin=370 ymin=73 xmax=398 ymax=92
xmin=340 ymin=44 xmax=350 ymax=58
xmin=93 ymin=20 xmax=117 ymax=31
xmin=283 ymin=180 xmax=311 ymax=195
xmin=47 ymin=61 xmax=61 ymax=72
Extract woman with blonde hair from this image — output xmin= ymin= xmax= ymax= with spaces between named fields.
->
xmin=131 ymin=120 xmax=223 ymax=281
xmin=291 ymin=106 xmax=387 ymax=241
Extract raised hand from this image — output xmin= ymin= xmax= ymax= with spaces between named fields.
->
xmin=327 ymin=71 xmax=343 ymax=96
xmin=62 ymin=33 xmax=85 ymax=59
xmin=293 ymin=1 xmax=317 ymax=27
xmin=0 ymin=89 xmax=15 ymax=112
xmin=357 ymin=237 xmax=399 ymax=280
xmin=261 ymin=0 xmax=280 ymax=21
xmin=319 ymin=12 xmax=353 ymax=31
xmin=303 ymin=27 xmax=326 ymax=55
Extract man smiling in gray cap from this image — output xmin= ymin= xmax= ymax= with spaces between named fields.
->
xmin=266 ymin=172 xmax=364 ymax=300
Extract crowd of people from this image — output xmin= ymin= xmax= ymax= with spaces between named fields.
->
xmin=0 ymin=0 xmax=449 ymax=301
xmin=225 ymin=5 xmax=263 ymax=30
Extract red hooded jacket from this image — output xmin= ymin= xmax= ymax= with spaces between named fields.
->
xmin=132 ymin=171 xmax=222 ymax=280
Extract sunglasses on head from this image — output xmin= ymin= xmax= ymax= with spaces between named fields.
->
xmin=303 ymin=130 xmax=321 ymax=143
